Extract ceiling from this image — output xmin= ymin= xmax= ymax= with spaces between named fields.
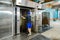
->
xmin=12 ymin=0 xmax=60 ymax=8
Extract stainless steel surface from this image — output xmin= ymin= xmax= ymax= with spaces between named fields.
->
xmin=0 ymin=11 xmax=13 ymax=39
xmin=17 ymin=7 xmax=20 ymax=34
xmin=0 ymin=2 xmax=13 ymax=39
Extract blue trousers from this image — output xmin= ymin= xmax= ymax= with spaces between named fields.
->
xmin=26 ymin=22 xmax=32 ymax=28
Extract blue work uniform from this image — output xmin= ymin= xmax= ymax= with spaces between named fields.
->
xmin=26 ymin=11 xmax=32 ymax=28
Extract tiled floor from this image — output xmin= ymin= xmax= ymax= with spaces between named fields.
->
xmin=1 ymin=33 xmax=39 ymax=40
xmin=30 ymin=35 xmax=51 ymax=40
xmin=1 ymin=33 xmax=51 ymax=40
xmin=41 ymin=20 xmax=60 ymax=40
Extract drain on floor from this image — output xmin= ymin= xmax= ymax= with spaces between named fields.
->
xmin=30 ymin=35 xmax=51 ymax=40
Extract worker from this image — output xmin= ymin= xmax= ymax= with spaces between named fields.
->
xmin=21 ymin=10 xmax=32 ymax=36
xmin=26 ymin=10 xmax=32 ymax=36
